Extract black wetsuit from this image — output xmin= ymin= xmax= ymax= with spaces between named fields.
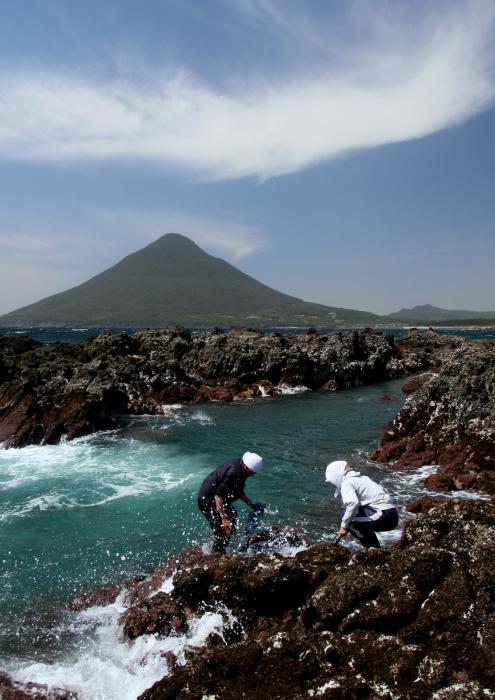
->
xmin=197 ymin=458 xmax=247 ymax=553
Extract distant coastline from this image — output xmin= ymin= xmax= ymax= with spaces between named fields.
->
xmin=1 ymin=324 xmax=494 ymax=346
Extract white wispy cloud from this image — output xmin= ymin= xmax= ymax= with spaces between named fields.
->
xmin=96 ymin=209 xmax=267 ymax=260
xmin=0 ymin=1 xmax=494 ymax=180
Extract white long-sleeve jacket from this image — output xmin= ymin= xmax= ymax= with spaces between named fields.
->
xmin=340 ymin=470 xmax=395 ymax=530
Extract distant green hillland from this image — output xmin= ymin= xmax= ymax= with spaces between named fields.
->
xmin=0 ymin=234 xmax=381 ymax=328
xmin=387 ymin=304 xmax=495 ymax=323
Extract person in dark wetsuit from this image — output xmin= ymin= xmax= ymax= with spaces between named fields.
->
xmin=197 ymin=452 xmax=263 ymax=553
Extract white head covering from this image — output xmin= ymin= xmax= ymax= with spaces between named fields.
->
xmin=242 ymin=452 xmax=263 ymax=473
xmin=325 ymin=460 xmax=349 ymax=497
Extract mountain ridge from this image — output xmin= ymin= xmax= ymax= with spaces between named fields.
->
xmin=0 ymin=233 xmax=380 ymax=328
xmin=386 ymin=303 xmax=495 ymax=322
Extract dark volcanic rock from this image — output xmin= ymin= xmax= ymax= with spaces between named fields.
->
xmin=124 ymin=499 xmax=495 ymax=700
xmin=402 ymin=372 xmax=436 ymax=394
xmin=372 ymin=339 xmax=495 ymax=495
xmin=395 ymin=330 xmax=465 ymax=372
xmin=0 ymin=327 xmax=409 ymax=448
xmin=406 ymin=496 xmax=450 ymax=514
xmin=121 ymin=592 xmax=188 ymax=639
xmin=69 ymin=584 xmax=121 ymax=612
xmin=241 ymin=524 xmax=308 ymax=553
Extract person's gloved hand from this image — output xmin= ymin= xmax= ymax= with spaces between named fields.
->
xmin=252 ymin=501 xmax=266 ymax=515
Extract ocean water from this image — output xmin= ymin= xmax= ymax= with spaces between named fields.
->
xmin=1 ymin=325 xmax=494 ymax=345
xmin=0 ymin=327 xmax=492 ymax=698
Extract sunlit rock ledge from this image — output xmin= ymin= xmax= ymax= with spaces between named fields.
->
xmin=373 ymin=335 xmax=495 ymax=496
xmin=2 ymin=326 xmax=493 ymax=497
xmin=0 ymin=326 xmax=422 ymax=449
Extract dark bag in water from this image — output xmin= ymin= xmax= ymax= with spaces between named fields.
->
xmin=244 ymin=502 xmax=266 ymax=535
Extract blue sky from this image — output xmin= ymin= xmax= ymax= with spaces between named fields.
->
xmin=1 ymin=0 xmax=494 ymax=315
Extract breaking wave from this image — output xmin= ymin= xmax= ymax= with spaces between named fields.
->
xmin=4 ymin=588 xmax=238 ymax=700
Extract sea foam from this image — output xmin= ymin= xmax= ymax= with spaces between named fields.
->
xmin=5 ymin=589 xmax=238 ymax=700
xmin=0 ymin=429 xmax=196 ymax=522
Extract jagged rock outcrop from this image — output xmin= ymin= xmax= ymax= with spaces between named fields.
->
xmin=65 ymin=500 xmax=495 ymax=699
xmin=372 ymin=339 xmax=495 ymax=495
xmin=394 ymin=329 xmax=466 ymax=371
xmin=2 ymin=327 xmax=493 ymax=498
xmin=0 ymin=327 xmax=410 ymax=448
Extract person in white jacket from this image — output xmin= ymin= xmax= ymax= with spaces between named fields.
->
xmin=325 ymin=460 xmax=398 ymax=548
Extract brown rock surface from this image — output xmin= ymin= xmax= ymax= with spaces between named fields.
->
xmin=372 ymin=337 xmax=495 ymax=495
xmin=69 ymin=584 xmax=121 ymax=612
xmin=406 ymin=496 xmax=450 ymax=514
xmin=0 ymin=327 xmax=409 ymax=448
xmin=8 ymin=502 xmax=488 ymax=698
xmin=124 ymin=499 xmax=495 ymax=700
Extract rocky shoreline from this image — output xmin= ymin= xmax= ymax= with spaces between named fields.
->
xmin=2 ymin=499 xmax=494 ymax=699
xmin=372 ymin=332 xmax=495 ymax=495
xmin=1 ymin=326 xmax=412 ymax=449
xmin=1 ymin=326 xmax=493 ymax=493
xmin=1 ymin=328 xmax=495 ymax=698
xmin=137 ymin=498 xmax=495 ymax=699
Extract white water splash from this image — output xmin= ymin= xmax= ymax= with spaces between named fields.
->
xmin=5 ymin=591 xmax=237 ymax=700
xmin=149 ymin=574 xmax=175 ymax=598
xmin=0 ymin=431 xmax=197 ymax=522
xmin=191 ymin=410 xmax=215 ymax=425
xmin=276 ymin=384 xmax=309 ymax=395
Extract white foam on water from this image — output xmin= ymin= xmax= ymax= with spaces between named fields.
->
xmin=160 ymin=403 xmax=185 ymax=417
xmin=374 ymin=462 xmax=491 ymax=505
xmin=162 ymin=473 xmax=194 ymax=491
xmin=5 ymin=592 xmax=236 ymax=700
xmin=276 ymin=384 xmax=310 ymax=395
xmin=0 ymin=471 xmax=195 ymax=522
xmin=448 ymin=489 xmax=491 ymax=500
xmin=0 ymin=430 xmax=197 ymax=522
xmin=191 ymin=410 xmax=214 ymax=425
xmin=273 ymin=542 xmax=308 ymax=557
xmin=0 ymin=492 xmax=70 ymax=522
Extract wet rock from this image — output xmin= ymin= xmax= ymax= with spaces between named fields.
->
xmin=120 ymin=592 xmax=188 ymax=639
xmin=193 ymin=384 xmax=234 ymax=402
xmin=320 ymin=378 xmax=339 ymax=391
xmin=232 ymin=384 xmax=261 ymax=401
xmin=257 ymin=379 xmax=275 ymax=396
xmin=69 ymin=584 xmax=120 ymax=612
xmin=395 ymin=330 xmax=465 ymax=371
xmin=402 ymin=372 xmax=436 ymax=394
xmin=131 ymin=499 xmax=495 ymax=699
xmin=0 ymin=327 xmax=408 ymax=447
xmin=372 ymin=338 xmax=495 ymax=495
xmin=406 ymin=496 xmax=450 ymax=514
xmin=241 ymin=524 xmax=308 ymax=554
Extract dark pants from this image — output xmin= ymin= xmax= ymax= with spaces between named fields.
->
xmin=198 ymin=496 xmax=238 ymax=553
xmin=340 ymin=506 xmax=399 ymax=548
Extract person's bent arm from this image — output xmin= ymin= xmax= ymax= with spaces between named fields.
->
xmin=239 ymin=492 xmax=255 ymax=509
xmin=214 ymin=495 xmax=233 ymax=534
xmin=340 ymin=482 xmax=359 ymax=534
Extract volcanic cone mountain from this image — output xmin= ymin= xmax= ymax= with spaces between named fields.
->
xmin=0 ymin=233 xmax=379 ymax=327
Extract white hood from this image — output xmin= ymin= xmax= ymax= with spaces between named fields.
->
xmin=324 ymin=460 xmax=349 ymax=498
